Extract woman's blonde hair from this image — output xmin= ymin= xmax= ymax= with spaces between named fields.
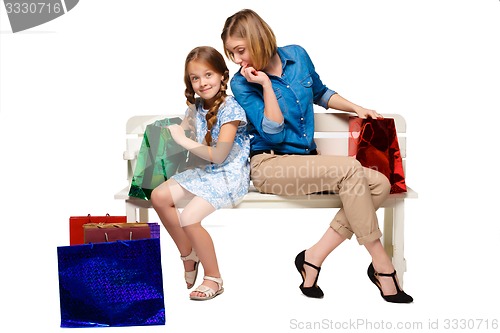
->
xmin=221 ymin=9 xmax=277 ymax=71
xmin=184 ymin=46 xmax=229 ymax=145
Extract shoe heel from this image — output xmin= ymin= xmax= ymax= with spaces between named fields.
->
xmin=181 ymin=249 xmax=200 ymax=289
xmin=367 ymin=263 xmax=413 ymax=303
xmin=295 ymin=250 xmax=324 ymax=299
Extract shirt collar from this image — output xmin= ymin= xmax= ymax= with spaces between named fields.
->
xmin=277 ymin=46 xmax=296 ymax=69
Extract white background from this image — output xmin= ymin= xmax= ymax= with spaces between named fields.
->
xmin=1 ymin=0 xmax=500 ymax=332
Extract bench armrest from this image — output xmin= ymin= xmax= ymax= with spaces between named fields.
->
xmin=123 ymin=150 xmax=138 ymax=160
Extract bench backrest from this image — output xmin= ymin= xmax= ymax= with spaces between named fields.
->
xmin=313 ymin=112 xmax=406 ymax=157
xmin=122 ymin=112 xmax=407 ymax=181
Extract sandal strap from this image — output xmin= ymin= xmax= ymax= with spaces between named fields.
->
xmin=375 ymin=270 xmax=402 ymax=293
xmin=185 ymin=264 xmax=199 ymax=283
xmin=193 ymin=284 xmax=217 ymax=297
xmin=304 ymin=260 xmax=321 ymax=272
xmin=180 ymin=248 xmax=199 ymax=262
xmin=181 ymin=249 xmax=200 ymax=288
xmin=203 ymin=275 xmax=223 ymax=287
xmin=375 ymin=270 xmax=396 ymax=277
xmin=191 ymin=276 xmax=223 ymax=299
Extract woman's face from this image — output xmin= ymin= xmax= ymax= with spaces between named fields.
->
xmin=224 ymin=37 xmax=253 ymax=68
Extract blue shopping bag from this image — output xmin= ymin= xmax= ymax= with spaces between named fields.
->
xmin=57 ymin=238 xmax=165 ymax=327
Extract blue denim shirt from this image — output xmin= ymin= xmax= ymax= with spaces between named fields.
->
xmin=231 ymin=44 xmax=336 ymax=154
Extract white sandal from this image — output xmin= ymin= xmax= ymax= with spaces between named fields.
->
xmin=189 ymin=276 xmax=224 ymax=301
xmin=180 ymin=249 xmax=200 ymax=289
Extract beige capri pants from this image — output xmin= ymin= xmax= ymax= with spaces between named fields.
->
xmin=250 ymin=152 xmax=391 ymax=245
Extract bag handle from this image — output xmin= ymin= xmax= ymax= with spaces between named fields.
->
xmin=105 ymin=232 xmax=133 ymax=242
xmin=86 ymin=213 xmax=112 ymax=223
xmin=359 ymin=121 xmax=374 ymax=144
xmin=87 ymin=222 xmax=148 ymax=229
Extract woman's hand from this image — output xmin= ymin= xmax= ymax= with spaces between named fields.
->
xmin=354 ymin=106 xmax=383 ymax=119
xmin=327 ymin=94 xmax=383 ymax=119
xmin=240 ymin=66 xmax=270 ymax=87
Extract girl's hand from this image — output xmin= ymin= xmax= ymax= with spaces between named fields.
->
xmin=167 ymin=124 xmax=187 ymax=144
xmin=354 ymin=106 xmax=383 ymax=119
xmin=240 ymin=66 xmax=270 ymax=86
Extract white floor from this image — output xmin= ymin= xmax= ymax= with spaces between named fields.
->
xmin=49 ymin=204 xmax=500 ymax=332
xmin=2 ymin=191 xmax=500 ymax=333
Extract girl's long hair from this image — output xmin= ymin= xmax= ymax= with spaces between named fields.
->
xmin=184 ymin=46 xmax=229 ymax=145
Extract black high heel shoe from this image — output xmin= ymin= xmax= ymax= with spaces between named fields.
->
xmin=367 ymin=263 xmax=413 ymax=303
xmin=294 ymin=250 xmax=324 ymax=299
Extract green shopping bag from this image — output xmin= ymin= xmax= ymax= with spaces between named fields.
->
xmin=128 ymin=117 xmax=188 ymax=200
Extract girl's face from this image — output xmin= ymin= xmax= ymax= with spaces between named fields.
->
xmin=187 ymin=60 xmax=223 ymax=108
xmin=224 ymin=37 xmax=253 ymax=68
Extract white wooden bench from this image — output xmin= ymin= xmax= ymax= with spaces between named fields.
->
xmin=114 ymin=111 xmax=418 ymax=284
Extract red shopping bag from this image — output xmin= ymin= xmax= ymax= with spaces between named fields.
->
xmin=349 ymin=117 xmax=407 ymax=194
xmin=69 ymin=214 xmax=127 ymax=245
xmin=83 ymin=222 xmax=160 ymax=244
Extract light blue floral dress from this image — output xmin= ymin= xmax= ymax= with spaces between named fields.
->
xmin=172 ymin=96 xmax=250 ymax=209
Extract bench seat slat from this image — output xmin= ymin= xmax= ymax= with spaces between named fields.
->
xmin=115 ymin=186 xmax=418 ymax=209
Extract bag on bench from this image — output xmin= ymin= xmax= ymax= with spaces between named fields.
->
xmin=128 ymin=117 xmax=188 ymax=200
xmin=349 ymin=117 xmax=407 ymax=193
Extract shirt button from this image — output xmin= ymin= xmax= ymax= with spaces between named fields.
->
xmin=286 ymin=85 xmax=290 ymax=88
xmin=300 ymin=117 xmax=304 ymax=121
xmin=303 ymin=134 xmax=306 ymax=137
xmin=296 ymin=100 xmax=299 ymax=103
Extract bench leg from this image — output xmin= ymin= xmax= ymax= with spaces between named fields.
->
xmin=125 ymin=200 xmax=151 ymax=222
xmin=383 ymin=200 xmax=407 ymax=286
xmin=393 ymin=200 xmax=406 ymax=285
xmin=126 ymin=202 xmax=137 ymax=222
xmin=138 ymin=208 xmax=149 ymax=222
xmin=383 ymin=206 xmax=394 ymax=257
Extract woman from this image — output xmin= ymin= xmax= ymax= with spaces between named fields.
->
xmin=221 ymin=9 xmax=412 ymax=303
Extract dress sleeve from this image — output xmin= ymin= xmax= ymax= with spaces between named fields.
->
xmin=218 ymin=96 xmax=247 ymax=127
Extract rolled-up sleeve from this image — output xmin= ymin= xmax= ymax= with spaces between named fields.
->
xmin=262 ymin=115 xmax=284 ymax=134
xmin=318 ymin=88 xmax=336 ymax=109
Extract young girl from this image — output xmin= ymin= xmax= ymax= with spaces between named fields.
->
xmin=151 ymin=46 xmax=250 ymax=301
xmin=221 ymin=9 xmax=412 ymax=303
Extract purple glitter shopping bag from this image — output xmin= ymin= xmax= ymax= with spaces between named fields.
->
xmin=57 ymin=238 xmax=165 ymax=327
